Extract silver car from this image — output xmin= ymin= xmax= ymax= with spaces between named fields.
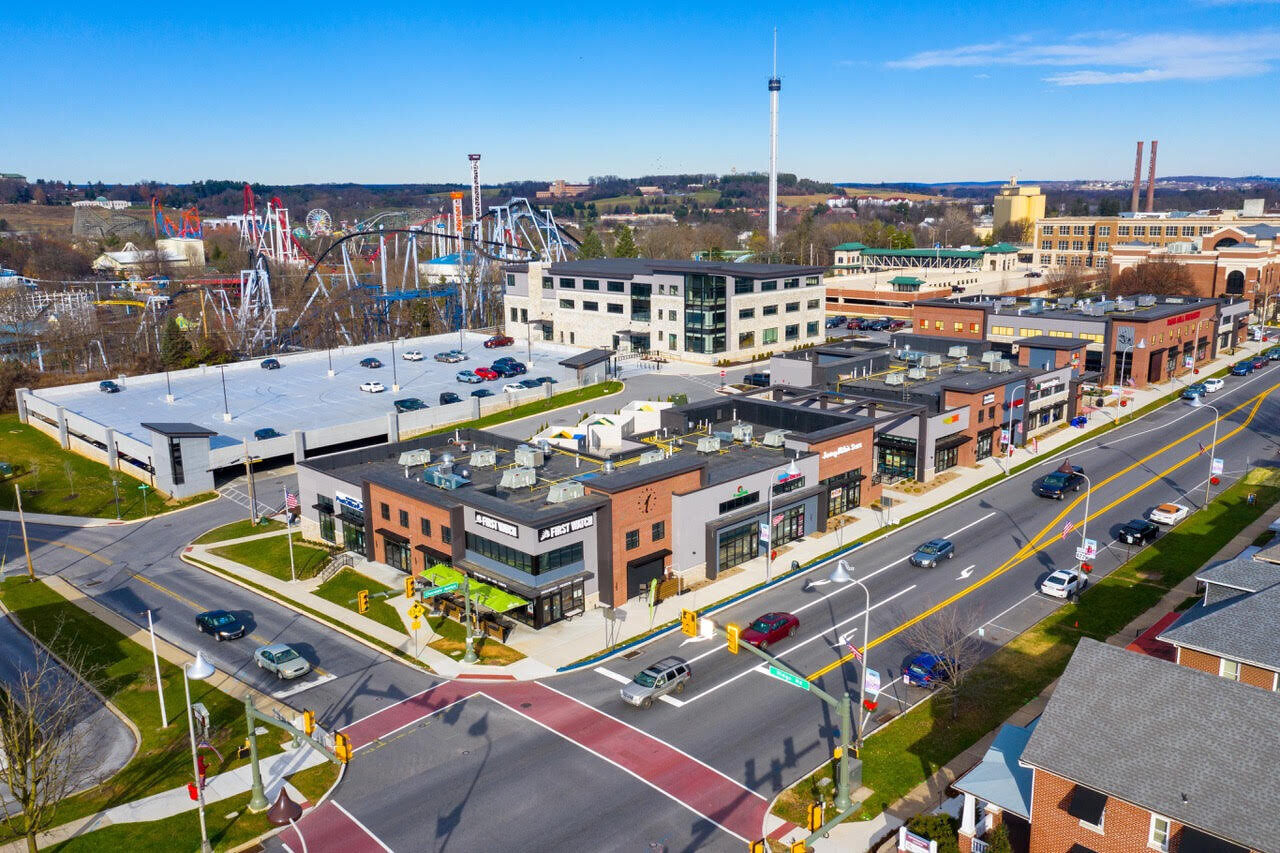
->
xmin=620 ymin=657 xmax=691 ymax=708
xmin=254 ymin=643 xmax=312 ymax=680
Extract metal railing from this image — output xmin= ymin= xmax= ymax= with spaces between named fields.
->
xmin=971 ymin=838 xmax=990 ymax=853
xmin=317 ymin=551 xmax=358 ymax=585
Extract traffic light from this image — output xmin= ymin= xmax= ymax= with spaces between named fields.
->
xmin=356 ymin=589 xmax=369 ymax=614
xmin=405 ymin=576 xmax=415 ymax=599
xmin=748 ymin=841 xmax=767 ymax=853
xmin=680 ymin=608 xmax=698 ymax=637
xmin=726 ymin=623 xmax=741 ymax=654
xmin=807 ymin=802 xmax=823 ymax=832
xmin=790 ymin=842 xmax=808 ymax=853
xmin=302 ymin=709 xmax=315 ymax=737
xmin=334 ymin=732 xmax=352 ymax=763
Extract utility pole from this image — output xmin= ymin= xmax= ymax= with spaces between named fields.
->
xmin=242 ymin=438 xmax=258 ymax=524
xmin=14 ymin=484 xmax=34 ymax=580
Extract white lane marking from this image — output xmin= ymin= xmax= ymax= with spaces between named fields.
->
xmin=944 ymin=511 xmax=998 ymax=540
xmin=683 ymin=585 xmax=917 ymax=705
xmin=344 ymin=681 xmax=446 ymax=731
xmin=272 ymin=672 xmax=337 ymax=700
xmin=956 ymin=565 xmax=975 ymax=580
xmin=352 ymin=694 xmax=475 ymax=754
xmin=331 ymin=801 xmax=395 ymax=852
xmin=592 ymin=666 xmax=686 ymax=707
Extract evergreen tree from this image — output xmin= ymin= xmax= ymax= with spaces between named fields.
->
xmin=160 ymin=317 xmax=192 ymax=368
xmin=578 ymin=226 xmax=605 ymax=259
xmin=612 ymin=225 xmax=639 ymax=258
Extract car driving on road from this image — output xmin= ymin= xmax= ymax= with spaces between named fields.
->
xmin=1231 ymin=360 xmax=1254 ymax=376
xmin=619 ymin=657 xmax=691 ymax=709
xmin=741 ymin=612 xmax=799 ymax=651
xmin=1033 ymin=464 xmax=1085 ymax=500
xmin=1118 ymin=518 xmax=1160 ymax=545
xmin=1040 ymin=568 xmax=1087 ymax=599
xmin=1182 ymin=384 xmax=1207 ymax=400
xmin=1149 ymin=503 xmax=1190 ymax=525
xmin=909 ymin=539 xmax=955 ymax=568
xmin=1202 ymin=377 xmax=1224 ymax=392
xmin=196 ymin=610 xmax=246 ymax=641
xmin=253 ymin=643 xmax=311 ymax=680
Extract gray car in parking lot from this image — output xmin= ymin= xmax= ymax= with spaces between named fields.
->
xmin=620 ymin=657 xmax=691 ymax=708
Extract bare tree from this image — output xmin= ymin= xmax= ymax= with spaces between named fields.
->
xmin=1046 ymin=266 xmax=1093 ymax=299
xmin=1112 ymin=259 xmax=1195 ymax=296
xmin=0 ymin=629 xmax=98 ymax=852
xmin=896 ymin=606 xmax=983 ymax=719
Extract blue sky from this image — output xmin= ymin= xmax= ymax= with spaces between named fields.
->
xmin=7 ymin=1 xmax=1280 ymax=184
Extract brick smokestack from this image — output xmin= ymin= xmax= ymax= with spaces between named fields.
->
xmin=1145 ymin=140 xmax=1158 ymax=212
xmin=1131 ymin=141 xmax=1144 ymax=213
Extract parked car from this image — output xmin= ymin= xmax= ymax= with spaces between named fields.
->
xmin=360 ymin=381 xmax=386 ymax=393
xmin=1202 ymin=377 xmax=1225 ymax=392
xmin=1267 ymin=347 xmax=1280 ymax=362
xmin=261 ymin=358 xmax=281 ymax=370
xmin=394 ymin=398 xmax=428 ymax=413
xmin=536 ymin=376 xmax=557 ymax=385
xmin=909 ymin=538 xmax=955 ymax=568
xmin=1033 ymin=464 xmax=1086 ymax=500
xmin=743 ymin=372 xmax=771 ymax=387
xmin=1040 ymin=568 xmax=1088 ymax=599
xmin=474 ymin=367 xmax=500 ymax=381
xmin=99 ymin=380 xmax=122 ymax=393
xmin=1250 ymin=355 xmax=1269 ymax=370
xmin=825 ymin=317 xmax=846 ymax=328
xmin=502 ymin=382 xmax=526 ymax=393
xmin=868 ymin=319 xmax=891 ymax=331
xmin=196 ymin=609 xmax=246 ymax=641
xmin=253 ymin=643 xmax=311 ymax=680
xmin=471 ymin=389 xmax=494 ymax=398
xmin=253 ymin=427 xmax=284 ymax=440
xmin=456 ymin=370 xmax=483 ymax=384
xmin=1118 ymin=518 xmax=1160 ymax=545
xmin=492 ymin=362 xmax=525 ymax=377
xmin=1149 ymin=503 xmax=1190 ymax=525
xmin=1182 ymin=384 xmax=1207 ymax=400
xmin=1230 ymin=360 xmax=1254 ymax=376
xmin=439 ymin=391 xmax=463 ymax=405
xmin=434 ymin=351 xmax=466 ymax=363
xmin=902 ymin=652 xmax=954 ymax=688
xmin=359 ymin=357 xmax=382 ymax=368
xmin=887 ymin=320 xmax=907 ymax=331
xmin=484 ymin=335 xmax=515 ymax=348
xmin=740 ymin=612 xmax=799 ymax=651
xmin=519 ymin=378 xmax=542 ymax=389
xmin=401 ymin=350 xmax=424 ymax=361
xmin=619 ymin=657 xmax=691 ymax=708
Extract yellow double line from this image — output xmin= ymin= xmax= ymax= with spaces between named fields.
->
xmin=808 ymin=382 xmax=1278 ymax=681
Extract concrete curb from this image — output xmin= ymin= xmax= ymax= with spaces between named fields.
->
xmin=0 ymin=491 xmax=222 ymax=529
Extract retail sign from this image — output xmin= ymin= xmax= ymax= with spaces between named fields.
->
xmin=1000 ymin=429 xmax=1010 ymax=445
xmin=941 ymin=413 xmax=960 ymax=425
xmin=334 ymin=490 xmax=364 ymax=514
xmin=733 ymin=484 xmax=750 ymax=498
xmin=1184 ymin=355 xmax=1194 ymax=369
xmin=865 ymin=668 xmax=882 ymax=697
xmin=476 ymin=512 xmax=519 ymax=538
xmin=820 ymin=442 xmax=863 ymax=460
xmin=1211 ymin=457 xmax=1224 ymax=475
xmin=538 ymin=513 xmax=594 ymax=542
xmin=898 ymin=827 xmax=938 ymax=853
xmin=759 ymin=521 xmax=770 ymax=544
xmin=776 ymin=468 xmax=803 ymax=484
xmin=1166 ymin=309 xmax=1201 ymax=326
xmin=982 ymin=392 xmax=996 ymax=405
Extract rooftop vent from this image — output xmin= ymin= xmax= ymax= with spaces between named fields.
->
xmin=1137 ymin=295 xmax=1157 ymax=307
xmin=602 ymin=459 xmax=615 ymax=474
xmin=499 ymin=467 xmax=538 ymax=489
xmin=514 ymin=444 xmax=544 ymax=468
xmin=398 ymin=448 xmax=431 ymax=469
xmin=469 ymin=448 xmax=497 ymax=468
xmin=990 ymin=359 xmax=1012 ymax=373
xmin=761 ymin=429 xmax=786 ymax=447
xmin=1026 ymin=298 xmax=1045 ymax=314
xmin=538 ymin=439 xmax=552 ymax=454
xmin=696 ymin=436 xmax=722 ymax=454
xmin=440 ymin=452 xmax=456 ymax=467
xmin=1000 ymin=296 xmax=1017 ymax=306
xmin=638 ymin=449 xmax=665 ymax=465
xmin=423 ymin=465 xmax=470 ymax=490
xmin=947 ymin=345 xmax=969 ymax=358
xmin=884 ymin=372 xmax=905 ymax=386
xmin=547 ymin=481 xmax=585 ymax=503
xmin=906 ymin=367 xmax=927 ymax=380
xmin=1114 ymin=298 xmax=1136 ymax=312
xmin=731 ymin=423 xmax=754 ymax=443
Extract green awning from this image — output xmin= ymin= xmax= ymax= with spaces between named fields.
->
xmin=422 ymin=565 xmax=529 ymax=613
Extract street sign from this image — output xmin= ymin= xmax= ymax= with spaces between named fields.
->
xmin=421 ymin=582 xmax=460 ymax=598
xmin=1211 ymin=457 xmax=1224 ymax=476
xmin=865 ymin=668 xmax=882 ymax=697
xmin=765 ymin=665 xmax=811 ymax=691
xmin=1074 ymin=547 xmax=1090 ymax=562
xmin=410 ymin=618 xmax=421 ymax=631
xmin=408 ymin=603 xmax=425 ymax=619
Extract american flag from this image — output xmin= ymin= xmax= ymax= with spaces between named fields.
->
xmin=847 ymin=642 xmax=863 ymax=663
xmin=1061 ymin=520 xmax=1075 ymax=540
xmin=285 ymin=490 xmax=299 ymax=511
xmin=1198 ymin=442 xmax=1206 ymax=455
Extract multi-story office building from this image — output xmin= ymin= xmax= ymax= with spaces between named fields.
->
xmin=993 ymin=178 xmax=1046 ymax=234
xmin=501 ymin=258 xmax=827 ymax=364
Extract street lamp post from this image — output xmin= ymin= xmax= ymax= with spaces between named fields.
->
xmin=390 ymin=340 xmax=399 ymax=392
xmin=1189 ymin=396 xmax=1221 ymax=506
xmin=219 ymin=365 xmax=230 ymax=422
xmin=1118 ymin=338 xmax=1146 ymax=422
xmin=1003 ymin=382 xmax=1027 ymax=470
xmin=830 ymin=560 xmax=871 ymax=765
xmin=1077 ymin=471 xmax=1093 ymax=559
xmin=461 ymin=574 xmax=478 ymax=665
xmin=183 ymin=651 xmax=216 ymax=853
xmin=765 ymin=458 xmax=800 ymax=582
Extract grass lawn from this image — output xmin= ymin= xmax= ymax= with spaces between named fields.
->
xmin=0 ymin=577 xmax=300 ymax=845
xmin=408 ymin=380 xmax=623 ymax=439
xmin=209 ymin=534 xmax=331 ymax=582
xmin=0 ymin=414 xmax=215 ymax=519
xmin=192 ymin=517 xmax=286 ymax=544
xmin=773 ymin=467 xmax=1280 ymax=826
xmin=422 ymin=613 xmax=525 ymax=665
xmin=313 ymin=569 xmax=405 ymax=636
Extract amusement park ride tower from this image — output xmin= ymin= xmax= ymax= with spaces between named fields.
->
xmin=767 ymin=29 xmax=781 ymax=245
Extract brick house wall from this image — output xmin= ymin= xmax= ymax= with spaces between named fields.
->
xmin=911 ymin=304 xmax=988 ymax=339
xmin=944 ymin=387 xmax=1010 ymax=462
xmin=809 ymin=427 xmax=881 ymax=511
xmin=1174 ymin=646 xmax=1279 ymax=690
xmin=367 ymin=482 xmax=458 ymax=574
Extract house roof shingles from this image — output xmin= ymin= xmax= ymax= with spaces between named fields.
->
xmin=1195 ymin=556 xmax=1280 ymax=593
xmin=1019 ymin=638 xmax=1280 ymax=853
xmin=1158 ymin=580 xmax=1280 ymax=672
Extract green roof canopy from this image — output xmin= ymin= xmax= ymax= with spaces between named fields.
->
xmin=422 ymin=564 xmax=529 ymax=613
xmin=833 ymin=242 xmax=868 ymax=251
xmin=863 ymin=247 xmax=983 ymax=259
xmin=982 ymin=242 xmax=1020 ymax=254
xmin=888 ymin=275 xmax=925 ymax=285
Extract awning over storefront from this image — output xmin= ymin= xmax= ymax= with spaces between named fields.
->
xmin=336 ymin=509 xmax=365 ymax=525
xmin=627 ymin=549 xmax=671 ymax=570
xmin=421 ymin=564 xmax=529 ymax=613
xmin=875 ymin=434 xmax=917 ymax=450
xmin=375 ymin=528 xmax=409 ymax=544
xmin=934 ymin=433 xmax=973 ymax=452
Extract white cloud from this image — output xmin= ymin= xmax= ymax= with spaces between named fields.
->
xmin=888 ymin=31 xmax=1280 ymax=85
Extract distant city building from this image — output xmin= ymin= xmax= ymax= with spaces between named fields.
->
xmin=992 ymin=177 xmax=1045 ymax=234
xmin=535 ymin=180 xmax=592 ymax=200
xmin=824 ymin=265 xmax=1055 ymax=322
xmin=71 ymin=198 xmax=131 ymax=210
xmin=599 ymin=212 xmax=677 ymax=226
xmin=832 ymin=242 xmax=1021 ymax=272
xmin=635 ymin=186 xmax=664 ymax=197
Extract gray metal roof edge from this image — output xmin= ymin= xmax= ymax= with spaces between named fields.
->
xmin=582 ymin=455 xmax=707 ymax=494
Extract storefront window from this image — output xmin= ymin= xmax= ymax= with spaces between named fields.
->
xmin=718 ymin=522 xmax=758 ymax=572
xmin=824 ymin=469 xmax=862 ymax=517
xmin=319 ymin=512 xmax=335 ymax=543
xmin=976 ymin=430 xmax=994 ymax=461
xmin=384 ymin=539 xmax=411 ymax=573
xmin=341 ymin=519 xmax=365 ymax=554
xmin=935 ymin=444 xmax=959 ymax=472
xmin=772 ymin=505 xmax=805 ymax=546
xmin=876 ymin=436 xmax=917 ymax=480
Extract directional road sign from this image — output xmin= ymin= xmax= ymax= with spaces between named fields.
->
xmin=765 ymin=665 xmax=811 ymax=691
xmin=422 ymin=582 xmax=460 ymax=598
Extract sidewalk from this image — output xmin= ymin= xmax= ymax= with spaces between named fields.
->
xmin=802 ymin=475 xmax=1280 ymax=853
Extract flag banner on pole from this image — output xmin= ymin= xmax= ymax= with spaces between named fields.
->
xmin=285 ymin=490 xmax=299 ymax=510
xmin=1061 ymin=521 xmax=1075 ymax=540
xmin=1197 ymin=442 xmax=1206 ymax=455
xmin=847 ymin=641 xmax=863 ymax=663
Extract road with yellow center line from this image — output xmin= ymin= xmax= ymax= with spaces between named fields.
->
xmin=807 ymin=381 xmax=1277 ymax=682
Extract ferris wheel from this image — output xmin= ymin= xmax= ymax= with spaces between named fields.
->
xmin=305 ymin=208 xmax=333 ymax=237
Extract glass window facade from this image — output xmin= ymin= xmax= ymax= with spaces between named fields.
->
xmin=718 ymin=490 xmax=760 ymax=514
xmin=761 ymin=280 xmax=778 ymax=291
xmin=877 ymin=436 xmax=917 ymax=480
xmin=823 ymin=469 xmax=862 ymax=517
xmin=559 ymin=278 xmax=575 ymax=288
xmin=718 ymin=522 xmax=759 ymax=572
xmin=734 ymin=278 xmax=754 ymax=294
xmin=683 ymin=274 xmax=726 ymax=354
xmin=384 ymin=538 xmax=411 ymax=573
xmin=168 ymin=439 xmax=185 ymax=485
xmin=784 ymin=278 xmax=800 ymax=289
xmin=763 ymin=328 xmax=778 ymax=345
xmin=465 ymin=532 xmax=582 ymax=577
xmin=630 ymin=282 xmax=651 ymax=322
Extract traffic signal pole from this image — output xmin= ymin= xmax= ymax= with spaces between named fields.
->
xmin=242 ymin=694 xmax=346 ymax=812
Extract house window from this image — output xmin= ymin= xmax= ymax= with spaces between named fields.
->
xmin=1041 ymin=240 xmax=1052 ymax=250
xmin=739 ymin=307 xmax=756 ymax=319
xmin=582 ymin=301 xmax=599 ymax=311
xmin=1148 ymin=815 xmax=1170 ymax=852
xmin=625 ymin=529 xmax=640 ymax=550
xmin=1073 ymin=225 xmax=1085 ymax=236
xmin=970 ymin=323 xmax=979 ymax=333
xmin=651 ymin=521 xmax=664 ymax=541
xmin=953 ymin=321 xmax=963 ymax=332
xmin=784 ymin=278 xmax=800 ymax=289
xmin=934 ymin=320 xmax=943 ymax=330
xmin=739 ymin=331 xmax=755 ymax=349
xmin=441 ymin=525 xmax=452 ymax=544
xmin=1098 ymin=226 xmax=1111 ymax=236
xmin=1058 ymin=240 xmax=1068 ymax=250
xmin=560 ymin=278 xmax=575 ymax=288
xmin=1118 ymin=226 xmax=1131 ymax=236
xmin=1221 ymin=658 xmax=1242 ymax=680
xmin=785 ymin=324 xmax=799 ymax=341
xmin=807 ymin=299 xmax=820 ymax=310
xmin=398 ymin=509 xmax=409 ymax=528
xmin=761 ymin=280 xmax=777 ymax=291
xmin=420 ymin=518 xmax=431 ymax=536
xmin=734 ymin=278 xmax=754 ymax=294
xmin=559 ymin=299 xmax=574 ymax=309
xmin=607 ymin=303 xmax=624 ymax=314
xmin=607 ymin=281 xmax=625 ymax=292
xmin=380 ymin=502 xmax=390 ymax=520
xmin=806 ymin=321 xmax=819 ymax=337
xmin=763 ymin=328 xmax=778 ymax=345
xmin=763 ymin=304 xmax=778 ymax=316
xmin=583 ymin=279 xmax=600 ymax=290
xmin=542 ymin=276 xmax=553 ymax=289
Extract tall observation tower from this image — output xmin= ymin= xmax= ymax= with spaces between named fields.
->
xmin=768 ymin=30 xmax=781 ymax=245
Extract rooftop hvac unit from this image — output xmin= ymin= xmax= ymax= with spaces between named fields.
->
xmin=1058 ymin=296 xmax=1076 ymax=308
xmin=920 ymin=353 xmax=942 ymax=368
xmin=906 ymin=367 xmax=927 ymax=380
xmin=990 ymin=359 xmax=1012 ymax=373
xmin=761 ymin=429 xmax=787 ymax=447
xmin=980 ymin=351 xmax=1001 ymax=364
xmin=1137 ymin=295 xmax=1157 ymax=307
xmin=538 ymin=439 xmax=552 ymax=454
xmin=884 ymin=372 xmax=906 ymax=385
xmin=547 ymin=481 xmax=585 ymax=503
xmin=1114 ymin=299 xmax=1136 ymax=312
xmin=947 ymin=345 xmax=969 ymax=358
xmin=696 ymin=436 xmax=722 ymax=453
xmin=1000 ymin=296 xmax=1017 ymax=306
xmin=514 ymin=445 xmax=544 ymax=468
xmin=638 ymin=449 xmax=665 ymax=465
xmin=731 ymin=423 xmax=754 ymax=443
xmin=398 ymin=448 xmax=431 ymax=468
xmin=423 ymin=465 xmax=470 ymax=490
xmin=1094 ymin=300 xmax=1116 ymax=314
xmin=499 ymin=467 xmax=538 ymax=489
xmin=469 ymin=448 xmax=497 ymax=468
xmin=1026 ymin=298 xmax=1045 ymax=314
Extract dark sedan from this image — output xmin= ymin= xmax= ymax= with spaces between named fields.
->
xmin=909 ymin=539 xmax=955 ymax=568
xmin=359 ymin=357 xmax=383 ymax=369
xmin=439 ymin=391 xmax=463 ymax=405
xmin=740 ymin=612 xmax=799 ymax=651
xmin=261 ymin=358 xmax=281 ymax=370
xmin=1033 ymin=464 xmax=1085 ymax=500
xmin=1231 ymin=361 xmax=1254 ymax=376
xmin=196 ymin=609 xmax=246 ymax=641
xmin=1118 ymin=518 xmax=1160 ymax=545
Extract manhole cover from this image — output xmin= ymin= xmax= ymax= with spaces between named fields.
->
xmin=520 ymin=702 xmax=531 ymax=708
xmin=622 ymin=649 xmax=642 ymax=660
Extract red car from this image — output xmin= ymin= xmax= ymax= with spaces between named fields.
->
xmin=484 ymin=335 xmax=514 ymax=349
xmin=474 ymin=366 xmax=500 ymax=381
xmin=1250 ymin=355 xmax=1269 ymax=369
xmin=740 ymin=611 xmax=799 ymax=651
